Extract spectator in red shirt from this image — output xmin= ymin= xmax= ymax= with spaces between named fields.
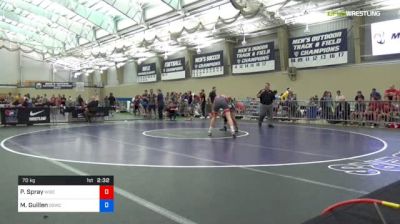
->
xmin=50 ymin=94 xmax=56 ymax=106
xmin=166 ymin=100 xmax=178 ymax=121
xmin=379 ymin=96 xmax=394 ymax=122
xmin=365 ymin=97 xmax=381 ymax=126
xmin=384 ymin=85 xmax=397 ymax=101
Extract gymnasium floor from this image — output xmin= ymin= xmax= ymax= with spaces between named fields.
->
xmin=1 ymin=119 xmax=399 ymax=224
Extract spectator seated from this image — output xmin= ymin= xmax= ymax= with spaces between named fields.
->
xmin=166 ymin=101 xmax=178 ymax=120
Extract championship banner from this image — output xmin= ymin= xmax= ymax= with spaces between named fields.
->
xmin=161 ymin=58 xmax=185 ymax=80
xmin=137 ymin=63 xmax=157 ymax=83
xmin=192 ymin=51 xmax=224 ymax=78
xmin=35 ymin=82 xmax=74 ymax=89
xmin=1 ymin=108 xmax=50 ymax=125
xmin=288 ymin=29 xmax=348 ymax=68
xmin=232 ymin=42 xmax=275 ymax=74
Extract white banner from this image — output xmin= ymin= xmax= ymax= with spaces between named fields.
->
xmin=371 ymin=19 xmax=400 ymax=56
xmin=161 ymin=71 xmax=185 ymax=80
xmin=18 ymin=199 xmax=99 ymax=212
xmin=233 ymin=60 xmax=275 ymax=74
xmin=192 ymin=66 xmax=224 ymax=78
xmin=290 ymin=52 xmax=348 ymax=68
xmin=137 ymin=75 xmax=157 ymax=83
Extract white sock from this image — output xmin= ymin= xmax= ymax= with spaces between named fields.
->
xmin=230 ymin=126 xmax=235 ymax=133
xmin=208 ymin=127 xmax=212 ymax=133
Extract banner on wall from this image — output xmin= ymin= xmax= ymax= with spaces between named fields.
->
xmin=192 ymin=51 xmax=224 ymax=78
xmin=161 ymin=58 xmax=186 ymax=80
xmin=371 ymin=19 xmax=400 ymax=56
xmin=232 ymin=42 xmax=275 ymax=74
xmin=288 ymin=29 xmax=348 ymax=68
xmin=35 ymin=82 xmax=74 ymax=89
xmin=137 ymin=63 xmax=157 ymax=83
xmin=1 ymin=108 xmax=50 ymax=125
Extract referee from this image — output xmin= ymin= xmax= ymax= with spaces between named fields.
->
xmin=257 ymin=82 xmax=275 ymax=128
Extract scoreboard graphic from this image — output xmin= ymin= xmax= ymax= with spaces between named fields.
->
xmin=18 ymin=176 xmax=114 ymax=213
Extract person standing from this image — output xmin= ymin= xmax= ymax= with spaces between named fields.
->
xmin=108 ymin=92 xmax=116 ymax=117
xmin=85 ymin=96 xmax=99 ymax=123
xmin=142 ymin=90 xmax=149 ymax=118
xmin=257 ymin=82 xmax=275 ymax=128
xmin=157 ymin=89 xmax=165 ymax=120
xmin=335 ymin=90 xmax=345 ymax=102
xmin=148 ymin=89 xmax=157 ymax=119
xmin=320 ymin=91 xmax=333 ymax=119
xmin=76 ymin=94 xmax=84 ymax=107
xmin=370 ymin=88 xmax=382 ymax=101
xmin=208 ymin=86 xmax=216 ymax=104
xmin=5 ymin=92 xmax=14 ymax=104
xmin=199 ymin=89 xmax=206 ymax=118
xmin=384 ymin=85 xmax=397 ymax=101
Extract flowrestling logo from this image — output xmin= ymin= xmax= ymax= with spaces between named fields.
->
xmin=327 ymin=10 xmax=381 ymax=17
xmin=328 ymin=151 xmax=400 ymax=176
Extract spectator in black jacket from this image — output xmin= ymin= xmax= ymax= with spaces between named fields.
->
xmin=157 ymin=89 xmax=164 ymax=120
xmin=335 ymin=98 xmax=351 ymax=122
xmin=108 ymin=92 xmax=116 ymax=117
xmin=85 ymin=96 xmax=98 ymax=122
xmin=208 ymin=87 xmax=216 ymax=104
xmin=77 ymin=95 xmax=84 ymax=107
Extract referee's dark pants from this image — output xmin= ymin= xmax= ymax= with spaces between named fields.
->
xmin=158 ymin=104 xmax=164 ymax=120
xmin=201 ymin=101 xmax=206 ymax=117
xmin=259 ymin=104 xmax=273 ymax=126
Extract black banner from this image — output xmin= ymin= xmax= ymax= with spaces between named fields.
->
xmin=192 ymin=51 xmax=224 ymax=78
xmin=18 ymin=176 xmax=114 ymax=185
xmin=288 ymin=29 xmax=348 ymax=68
xmin=35 ymin=82 xmax=74 ymax=89
xmin=233 ymin=42 xmax=275 ymax=74
xmin=161 ymin=58 xmax=185 ymax=80
xmin=1 ymin=107 xmax=50 ymax=125
xmin=137 ymin=63 xmax=157 ymax=83
xmin=138 ymin=63 xmax=156 ymax=76
xmin=1 ymin=108 xmax=18 ymax=124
